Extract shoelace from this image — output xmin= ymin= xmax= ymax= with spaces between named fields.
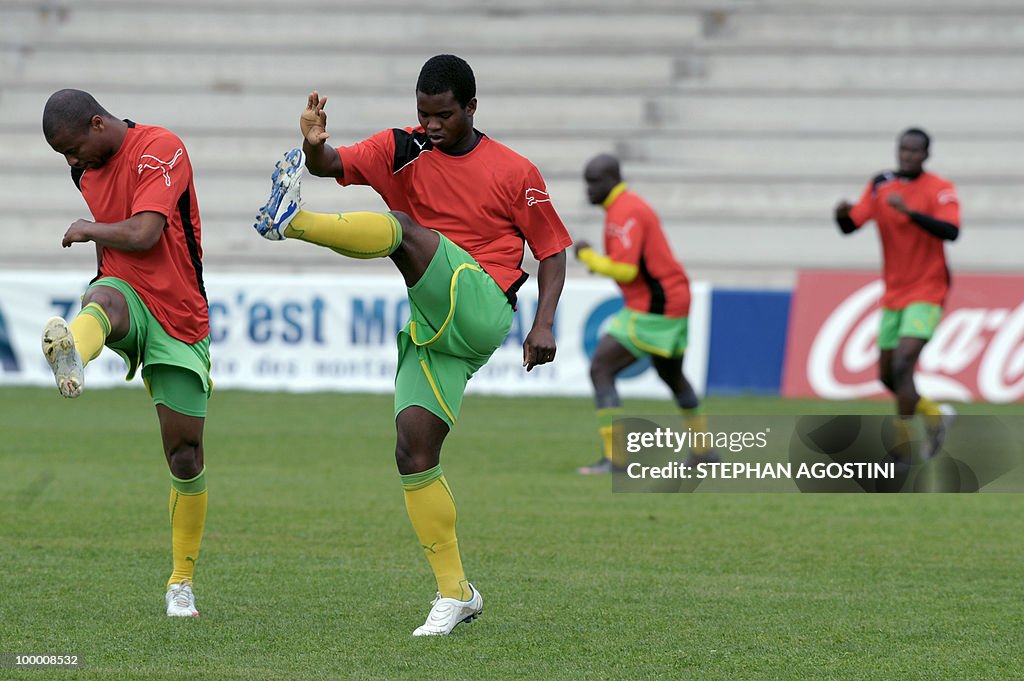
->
xmin=170 ymin=580 xmax=194 ymax=608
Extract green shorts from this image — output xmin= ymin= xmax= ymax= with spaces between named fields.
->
xmin=878 ymin=303 xmax=943 ymax=350
xmin=394 ymin=235 xmax=513 ymax=426
xmin=607 ymin=307 xmax=689 ymax=359
xmin=89 ymin=277 xmax=211 ymax=417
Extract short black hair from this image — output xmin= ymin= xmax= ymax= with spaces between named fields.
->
xmin=901 ymin=127 xmax=931 ymax=151
xmin=416 ymin=54 xmax=476 ymax=108
xmin=42 ymin=89 xmax=112 ymax=140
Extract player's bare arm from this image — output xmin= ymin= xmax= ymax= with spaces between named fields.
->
xmin=300 ymin=90 xmax=344 ymax=179
xmin=523 ymin=250 xmax=566 ymax=371
xmin=61 ymin=211 xmax=166 ymax=251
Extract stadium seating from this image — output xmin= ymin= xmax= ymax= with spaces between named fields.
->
xmin=2 ymin=0 xmax=1021 ymax=285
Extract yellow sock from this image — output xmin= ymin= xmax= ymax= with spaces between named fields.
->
xmin=681 ymin=409 xmax=711 ymax=454
xmin=68 ymin=302 xmax=110 ymax=366
xmin=888 ymin=417 xmax=913 ymax=462
xmin=597 ymin=407 xmax=624 ymax=465
xmin=915 ymin=396 xmax=942 ymax=429
xmin=284 ymin=210 xmax=402 ymax=259
xmin=167 ymin=468 xmax=207 ymax=588
xmin=401 ymin=466 xmax=468 ymax=600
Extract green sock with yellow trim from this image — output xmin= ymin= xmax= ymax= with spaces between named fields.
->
xmin=168 ymin=468 xmax=207 ymax=588
xmin=283 ymin=210 xmax=402 ymax=259
xmin=69 ymin=302 xmax=111 ymax=366
xmin=401 ymin=465 xmax=468 ymax=600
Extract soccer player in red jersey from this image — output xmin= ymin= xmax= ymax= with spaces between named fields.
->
xmin=41 ymin=89 xmax=211 ymax=617
xmin=254 ymin=55 xmax=571 ymax=635
xmin=573 ymin=154 xmax=714 ymax=475
xmin=835 ymin=128 xmax=960 ymax=458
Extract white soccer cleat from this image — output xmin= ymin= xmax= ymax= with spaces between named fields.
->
xmin=41 ymin=317 xmax=83 ymax=398
xmin=254 ymin=148 xmax=305 ymax=240
xmin=166 ymin=578 xmax=199 ymax=617
xmin=412 ymin=583 xmax=483 ymax=636
xmin=920 ymin=403 xmax=957 ymax=460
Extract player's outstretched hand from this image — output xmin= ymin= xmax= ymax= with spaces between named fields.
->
xmin=62 ymin=219 xmax=94 ymax=248
xmin=834 ymin=200 xmax=853 ymax=219
xmin=523 ymin=327 xmax=556 ymax=372
xmin=301 ymin=91 xmax=330 ymax=146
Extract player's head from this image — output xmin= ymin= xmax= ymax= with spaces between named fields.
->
xmin=583 ymin=153 xmax=622 ymax=205
xmin=415 ymin=54 xmax=477 ymax=152
xmin=42 ymin=89 xmax=120 ymax=170
xmin=897 ymin=128 xmax=930 ymax=177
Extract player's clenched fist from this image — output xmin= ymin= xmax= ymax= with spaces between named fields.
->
xmin=300 ymin=91 xmax=330 ymax=146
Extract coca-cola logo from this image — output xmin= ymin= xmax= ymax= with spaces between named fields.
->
xmin=806 ymin=280 xmax=1024 ymax=403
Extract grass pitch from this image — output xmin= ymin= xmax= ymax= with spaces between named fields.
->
xmin=1 ymin=387 xmax=1022 ymax=680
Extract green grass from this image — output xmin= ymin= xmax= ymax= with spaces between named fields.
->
xmin=1 ymin=387 xmax=1022 ymax=680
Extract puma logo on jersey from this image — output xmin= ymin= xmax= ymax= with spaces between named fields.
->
xmin=138 ymin=148 xmax=183 ymax=187
xmin=937 ymin=188 xmax=958 ymax=205
xmin=608 ymin=218 xmax=636 ymax=248
xmin=525 ymin=188 xmax=551 ymax=206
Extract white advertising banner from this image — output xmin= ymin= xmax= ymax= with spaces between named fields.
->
xmin=0 ymin=271 xmax=709 ymax=398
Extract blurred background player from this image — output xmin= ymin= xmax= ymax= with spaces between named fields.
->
xmin=574 ymin=154 xmax=715 ymax=475
xmin=253 ymin=55 xmax=571 ymax=635
xmin=834 ymin=127 xmax=959 ymax=459
xmin=40 ymin=89 xmax=211 ymax=617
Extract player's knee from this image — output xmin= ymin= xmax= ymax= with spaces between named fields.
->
xmin=389 ymin=211 xmax=420 ymax=234
xmin=655 ymin=365 xmax=681 ymax=388
xmin=891 ymin=353 xmax=916 ymax=383
xmin=878 ymin=364 xmax=894 ymax=390
xmin=394 ymin=443 xmax=436 ymax=475
xmin=167 ymin=443 xmax=202 ymax=479
xmin=83 ymin=287 xmax=125 ymax=318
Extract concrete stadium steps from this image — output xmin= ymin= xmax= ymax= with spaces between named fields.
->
xmin=679 ymin=52 xmax=1024 ymax=92
xmin=621 ymin=137 xmax=1024 ymax=176
xmin=2 ymin=48 xmax=677 ymax=93
xmin=1 ymin=0 xmax=725 ymax=13
xmin=4 ymin=0 xmax=1022 ymax=283
xmin=1 ymin=88 xmax=649 ymax=132
xmin=709 ymin=9 xmax=1024 ymax=50
xmin=2 ymin=7 xmax=702 ymax=50
xmin=649 ymin=93 xmax=1024 ymax=134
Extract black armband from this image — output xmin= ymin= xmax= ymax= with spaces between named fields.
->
xmin=835 ymin=214 xmax=858 ymax=234
xmin=908 ymin=212 xmax=959 ymax=241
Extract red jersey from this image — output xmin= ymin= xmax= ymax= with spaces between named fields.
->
xmin=849 ymin=171 xmax=959 ymax=309
xmin=76 ymin=122 xmax=208 ymax=343
xmin=604 ymin=186 xmax=690 ymax=317
xmin=337 ymin=128 xmax=571 ymax=296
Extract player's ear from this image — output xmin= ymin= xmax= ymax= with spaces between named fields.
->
xmin=90 ymin=115 xmax=105 ymax=133
xmin=465 ymin=97 xmax=477 ymax=117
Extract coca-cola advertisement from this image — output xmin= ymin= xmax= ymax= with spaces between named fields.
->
xmin=782 ymin=271 xmax=1024 ymax=403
